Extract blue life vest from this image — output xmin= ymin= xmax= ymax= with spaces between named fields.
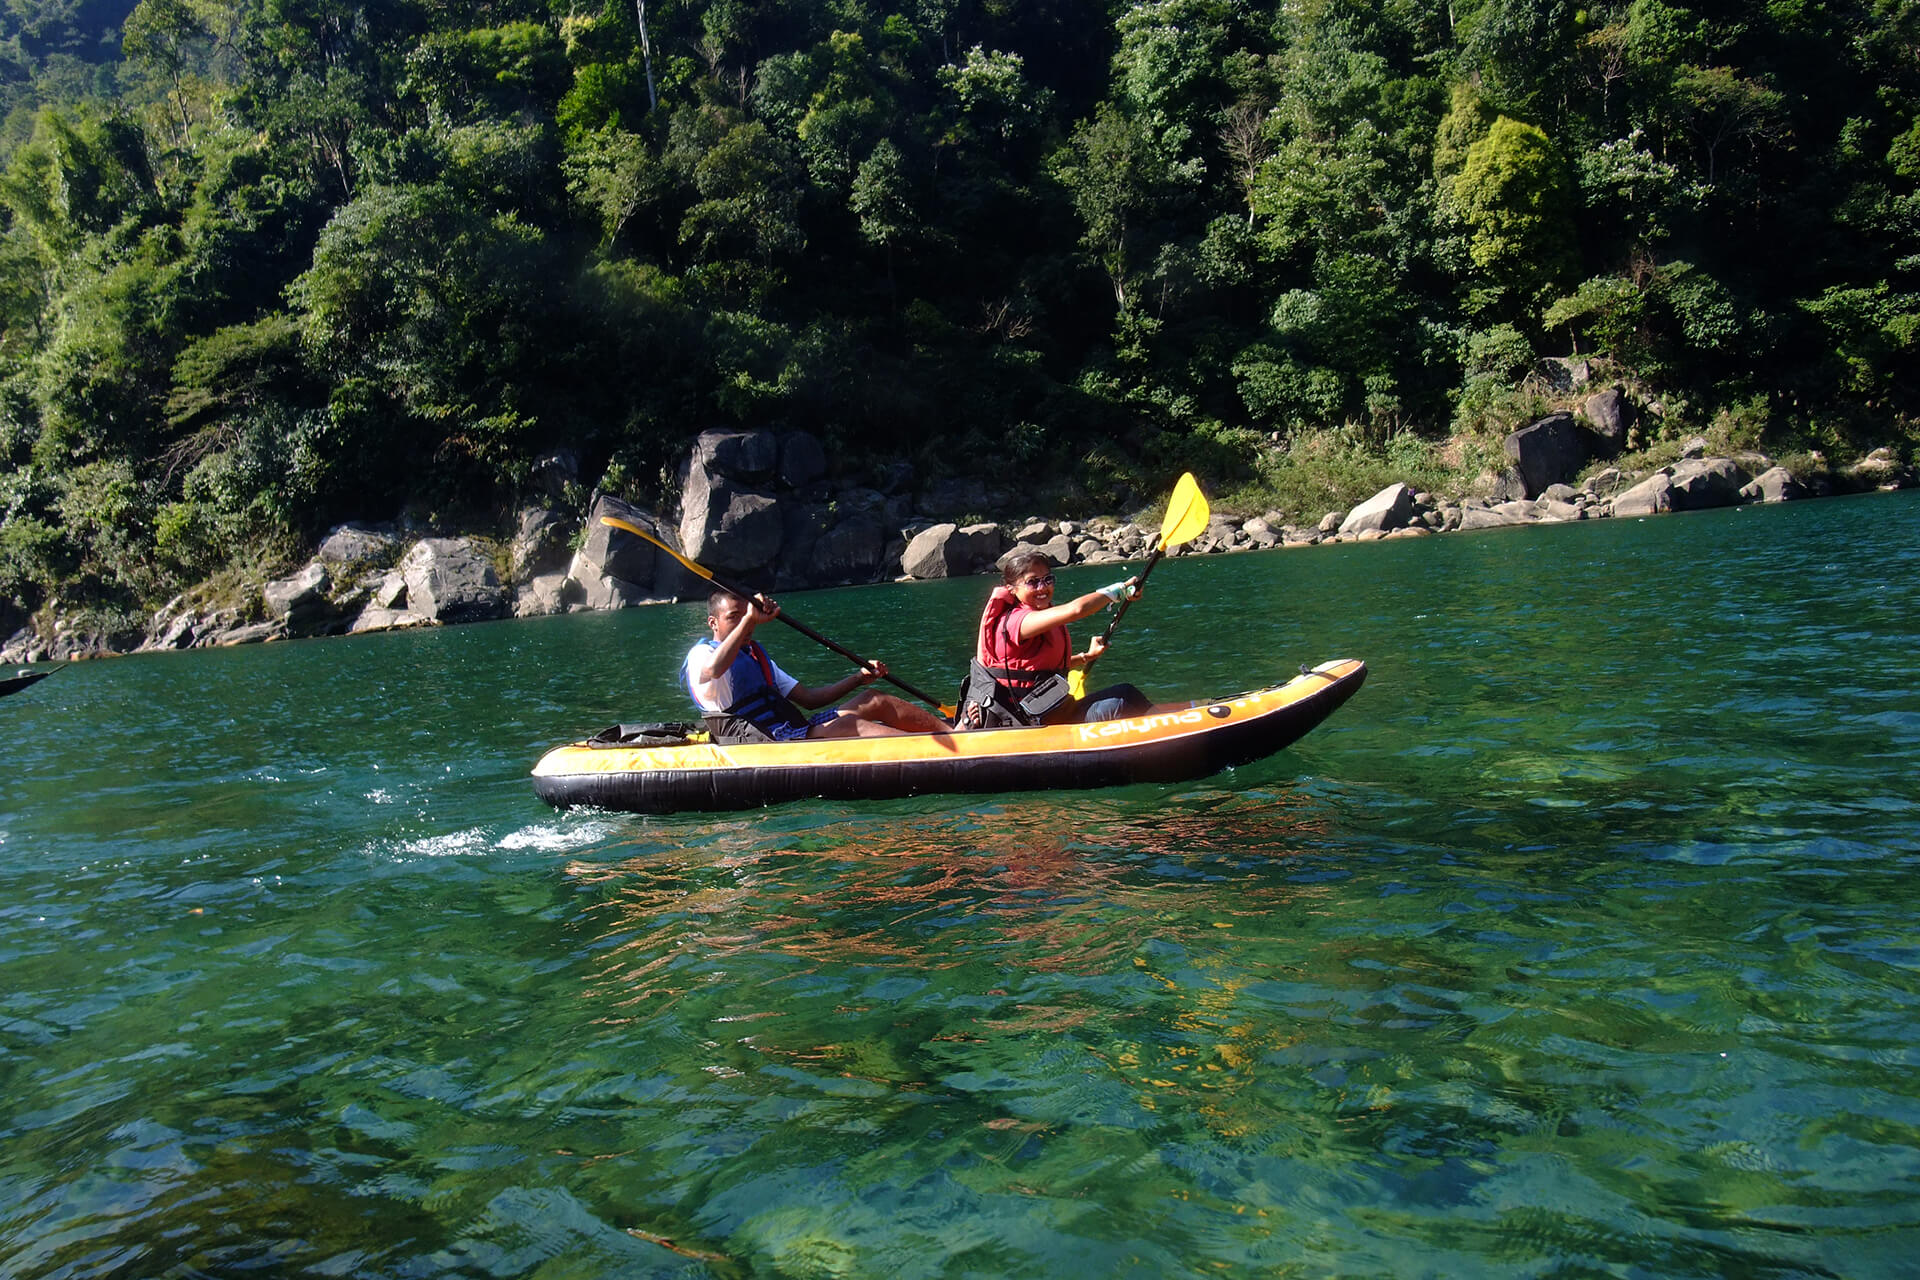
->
xmin=685 ymin=639 xmax=809 ymax=740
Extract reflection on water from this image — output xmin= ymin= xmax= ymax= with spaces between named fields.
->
xmin=3 ymin=493 xmax=1920 ymax=1277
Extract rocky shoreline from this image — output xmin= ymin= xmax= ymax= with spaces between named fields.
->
xmin=4 ymin=413 xmax=1913 ymax=665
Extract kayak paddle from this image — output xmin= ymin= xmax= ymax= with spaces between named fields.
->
xmin=1070 ymin=472 xmax=1211 ymax=696
xmin=598 ymin=515 xmax=955 ymax=717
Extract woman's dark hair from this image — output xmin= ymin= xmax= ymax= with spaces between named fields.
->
xmin=1001 ymin=551 xmax=1054 ymax=585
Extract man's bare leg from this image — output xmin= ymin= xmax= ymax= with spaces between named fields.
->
xmin=807 ymin=691 xmax=947 ymax=737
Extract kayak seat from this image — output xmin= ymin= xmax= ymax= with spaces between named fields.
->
xmin=954 ymin=660 xmax=1037 ymax=731
xmin=588 ymin=721 xmax=705 ymax=747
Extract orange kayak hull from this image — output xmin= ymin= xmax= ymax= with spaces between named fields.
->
xmin=531 ymin=659 xmax=1366 ymax=813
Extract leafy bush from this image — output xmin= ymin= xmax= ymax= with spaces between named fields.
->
xmin=0 ymin=514 xmax=68 ymax=602
xmin=1225 ymin=426 xmax=1473 ymax=523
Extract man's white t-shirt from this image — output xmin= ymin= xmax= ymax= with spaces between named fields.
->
xmin=683 ymin=639 xmax=799 ymax=714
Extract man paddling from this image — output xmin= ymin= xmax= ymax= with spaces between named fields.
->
xmin=684 ymin=590 xmax=949 ymax=742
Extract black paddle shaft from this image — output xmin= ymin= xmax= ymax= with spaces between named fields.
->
xmin=1092 ymin=544 xmax=1170 ymax=651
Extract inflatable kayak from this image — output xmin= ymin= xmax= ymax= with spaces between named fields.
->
xmin=532 ymin=658 xmax=1365 ymax=814
xmin=0 ymin=667 xmax=57 ymax=698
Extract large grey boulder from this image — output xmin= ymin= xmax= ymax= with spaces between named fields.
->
xmin=1536 ymin=356 xmax=1592 ymax=392
xmin=813 ymin=511 xmax=888 ymax=583
xmin=1607 ymin=456 xmax=1750 ymax=518
xmin=370 ymin=570 xmax=407 ymax=609
xmin=1581 ymin=387 xmax=1633 ymax=457
xmin=510 ymin=506 xmax=574 ymax=582
xmin=901 ymin=522 xmax=1004 ymax=579
xmin=1584 ymin=467 xmax=1632 ymax=498
xmin=779 ymin=431 xmax=827 ymax=488
xmin=514 ymin=572 xmax=574 ymax=618
xmin=1339 ymin=483 xmax=1416 ymax=536
xmin=680 ymin=434 xmax=784 ymax=575
xmin=152 ymin=614 xmax=197 ymax=650
xmin=577 ymin=494 xmax=663 ymax=590
xmin=998 ymin=541 xmax=1044 ymax=571
xmin=263 ymin=562 xmax=331 ymax=626
xmin=140 ymin=598 xmax=199 ymax=651
xmin=902 ymin=522 xmax=962 ymax=578
xmin=958 ymin=522 xmax=1005 ymax=569
xmin=693 ymin=428 xmax=779 ymax=480
xmin=1667 ymin=457 xmax=1749 ymax=510
xmin=1471 ymin=467 xmax=1527 ymax=502
xmin=2 ymin=625 xmax=50 ymax=663
xmin=1079 ymin=538 xmax=1119 ymax=563
xmin=567 ymin=557 xmax=655 ymax=611
xmin=349 ymin=606 xmax=434 ymax=635
xmin=315 ymin=523 xmax=398 ymax=567
xmin=1740 ymin=466 xmax=1811 ymax=503
xmin=774 ymin=504 xmax=827 ymax=587
xmin=567 ymin=495 xmax=702 ymax=604
xmin=1457 ymin=501 xmax=1540 ymax=531
xmin=399 ymin=538 xmax=508 ymax=623
xmin=779 ymin=502 xmax=889 ymax=587
xmin=1503 ymin=412 xmax=1598 ymax=498
xmin=1611 ymin=470 xmax=1674 ymax=517
xmin=681 ymin=481 xmax=783 ymax=573
xmin=201 ymin=620 xmax=283 ymax=648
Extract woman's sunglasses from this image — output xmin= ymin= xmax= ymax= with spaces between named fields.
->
xmin=1019 ymin=574 xmax=1056 ymax=589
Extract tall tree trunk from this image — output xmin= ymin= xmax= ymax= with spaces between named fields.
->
xmin=634 ymin=0 xmax=657 ymax=111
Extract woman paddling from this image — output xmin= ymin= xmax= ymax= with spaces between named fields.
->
xmin=958 ymin=551 xmax=1154 ymax=728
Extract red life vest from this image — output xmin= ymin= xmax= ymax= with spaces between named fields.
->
xmin=975 ymin=586 xmax=1069 ymax=694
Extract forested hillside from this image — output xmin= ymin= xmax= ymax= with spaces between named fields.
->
xmin=2 ymin=0 xmax=1916 ymax=631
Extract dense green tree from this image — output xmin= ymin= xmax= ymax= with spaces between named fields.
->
xmin=1450 ymin=115 xmax=1578 ymax=315
xmin=0 ymin=0 xmax=1915 ymax=625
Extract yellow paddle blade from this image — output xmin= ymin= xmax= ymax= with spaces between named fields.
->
xmin=600 ymin=515 xmax=715 ymax=583
xmin=1067 ymin=668 xmax=1087 ymax=699
xmin=1159 ymin=472 xmax=1211 ymax=549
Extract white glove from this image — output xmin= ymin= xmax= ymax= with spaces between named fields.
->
xmin=1097 ymin=580 xmax=1138 ymax=604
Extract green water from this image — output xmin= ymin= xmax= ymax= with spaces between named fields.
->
xmin=4 ymin=492 xmax=1919 ymax=1279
